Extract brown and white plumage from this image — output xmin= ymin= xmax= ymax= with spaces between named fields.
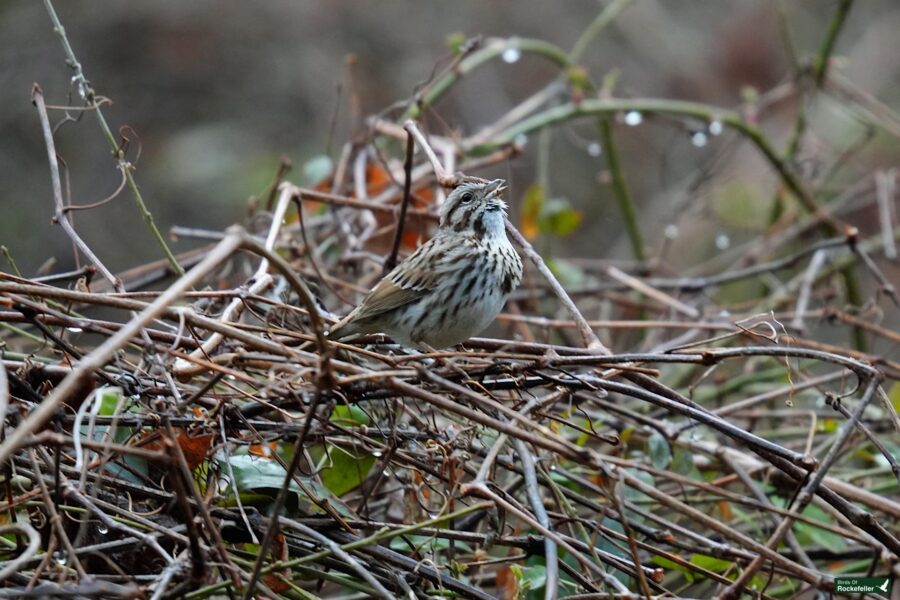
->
xmin=327 ymin=179 xmax=523 ymax=348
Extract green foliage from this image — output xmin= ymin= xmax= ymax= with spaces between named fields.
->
xmin=888 ymin=382 xmax=900 ymax=413
xmin=547 ymin=258 xmax=585 ymax=287
xmin=651 ymin=554 xmax=695 ymax=583
xmin=319 ymin=446 xmax=376 ymax=497
xmin=793 ymin=504 xmax=849 ymax=553
xmin=519 ymin=183 xmax=583 ymax=240
xmin=79 ymin=387 xmax=148 ymax=483
xmin=647 ymin=430 xmax=672 ymax=469
xmin=712 ymin=180 xmax=775 ymax=231
xmin=446 ymin=32 xmax=467 ymax=55
xmin=218 ymin=450 xmax=353 ymax=516
xmin=671 ymin=447 xmax=703 ymax=480
xmin=314 ymin=403 xmax=376 ymax=496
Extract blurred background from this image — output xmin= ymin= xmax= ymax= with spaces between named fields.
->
xmin=0 ymin=0 xmax=898 ymax=284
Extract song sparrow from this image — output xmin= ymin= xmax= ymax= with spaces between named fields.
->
xmin=328 ymin=179 xmax=523 ymax=348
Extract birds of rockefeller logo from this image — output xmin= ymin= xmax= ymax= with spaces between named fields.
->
xmin=833 ymin=577 xmax=892 ymax=594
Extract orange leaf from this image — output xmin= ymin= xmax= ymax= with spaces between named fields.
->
xmin=249 ymin=442 xmax=278 ymax=458
xmin=717 ymin=500 xmax=733 ymax=521
xmin=365 ymin=163 xmax=391 ymax=195
xmin=495 ymin=566 xmax=518 ymax=599
xmin=519 ymin=183 xmax=544 ymax=240
xmin=262 ymin=531 xmax=291 ymax=592
xmin=177 ymin=432 xmax=215 ymax=471
xmin=401 ymin=230 xmax=423 ymax=250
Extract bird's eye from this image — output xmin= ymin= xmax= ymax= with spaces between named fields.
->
xmin=460 ymin=192 xmax=474 ymax=203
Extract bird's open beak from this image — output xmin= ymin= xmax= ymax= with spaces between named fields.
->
xmin=485 ymin=179 xmax=507 ymax=197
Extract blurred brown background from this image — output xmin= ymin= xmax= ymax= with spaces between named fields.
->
xmin=1 ymin=1 xmax=898 ymax=277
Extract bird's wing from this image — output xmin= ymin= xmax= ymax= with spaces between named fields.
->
xmin=349 ymin=277 xmax=428 ymax=320
xmin=343 ymin=238 xmax=451 ymax=322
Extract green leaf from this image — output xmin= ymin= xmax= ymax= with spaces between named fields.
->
xmin=330 ymin=404 xmax=370 ymax=426
xmin=81 ymin=386 xmax=124 ymax=442
xmin=446 ymin=32 xmax=467 ymax=55
xmin=319 ymin=446 xmax=375 ymax=497
xmin=690 ymin=553 xmax=734 ymax=573
xmin=78 ymin=387 xmax=147 ymax=482
xmin=223 ymin=453 xmax=301 ymax=492
xmin=593 ymin=517 xmax=631 ymax=586
xmin=546 ymin=258 xmax=585 ymax=287
xmin=96 ymin=387 xmax=123 ymax=416
xmin=538 ymin=198 xmax=583 ymax=237
xmin=567 ymin=67 xmax=591 ymax=92
xmin=888 ymin=382 xmax=900 ymax=414
xmin=219 ymin=452 xmax=352 ymax=515
xmin=520 ymin=563 xmax=547 ymax=594
xmin=622 ymin=469 xmax=655 ymax=523
xmin=647 ymin=431 xmax=672 ymax=469
xmin=303 ymin=155 xmax=333 ymax=186
xmin=792 ymin=504 xmax=848 ymax=552
xmin=651 ymin=555 xmax=694 ymax=583
xmin=712 ymin=180 xmax=774 ymax=231
xmin=671 ymin=448 xmax=702 ymax=480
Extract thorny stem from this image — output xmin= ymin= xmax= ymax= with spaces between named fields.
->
xmin=42 ymin=0 xmax=184 ymax=276
xmin=720 ymin=376 xmax=881 ymax=598
xmin=505 ymin=222 xmax=608 ymax=350
xmin=479 ymin=97 xmax=844 ymax=233
xmin=32 ymin=85 xmax=120 ymax=291
xmin=173 ymin=185 xmax=295 ymax=378
xmin=813 ymin=0 xmax=854 ymax=87
xmin=569 ymin=0 xmax=635 ymax=63
xmin=5 ymin=6 xmax=897 ymax=595
xmin=405 ymin=37 xmax=571 ymax=119
xmin=403 ymin=119 xmax=457 ymax=186
xmin=0 ymin=232 xmax=242 ymax=467
xmin=383 ymin=130 xmax=416 ymax=274
xmin=598 ymin=117 xmax=645 ymax=262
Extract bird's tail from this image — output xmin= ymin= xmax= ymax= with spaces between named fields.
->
xmin=325 ymin=316 xmax=358 ymax=341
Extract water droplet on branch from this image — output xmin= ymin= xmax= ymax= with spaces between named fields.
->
xmin=708 ymin=120 xmax=723 ymax=136
xmin=587 ymin=142 xmax=602 ymax=157
xmin=715 ymin=233 xmax=731 ymax=250
xmin=502 ymin=47 xmax=521 ymax=64
xmin=624 ymin=111 xmax=643 ymax=126
xmin=691 ymin=131 xmax=708 ymax=147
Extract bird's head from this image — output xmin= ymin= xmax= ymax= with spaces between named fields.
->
xmin=438 ymin=179 xmax=509 ymax=237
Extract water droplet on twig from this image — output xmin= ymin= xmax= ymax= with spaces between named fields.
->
xmin=715 ymin=233 xmax=731 ymax=250
xmin=664 ymin=224 xmax=679 ymax=239
xmin=624 ymin=111 xmax=643 ymax=126
xmin=691 ymin=131 xmax=708 ymax=147
xmin=708 ymin=120 xmax=723 ymax=136
xmin=587 ymin=142 xmax=602 ymax=157
xmin=502 ymin=47 xmax=521 ymax=64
